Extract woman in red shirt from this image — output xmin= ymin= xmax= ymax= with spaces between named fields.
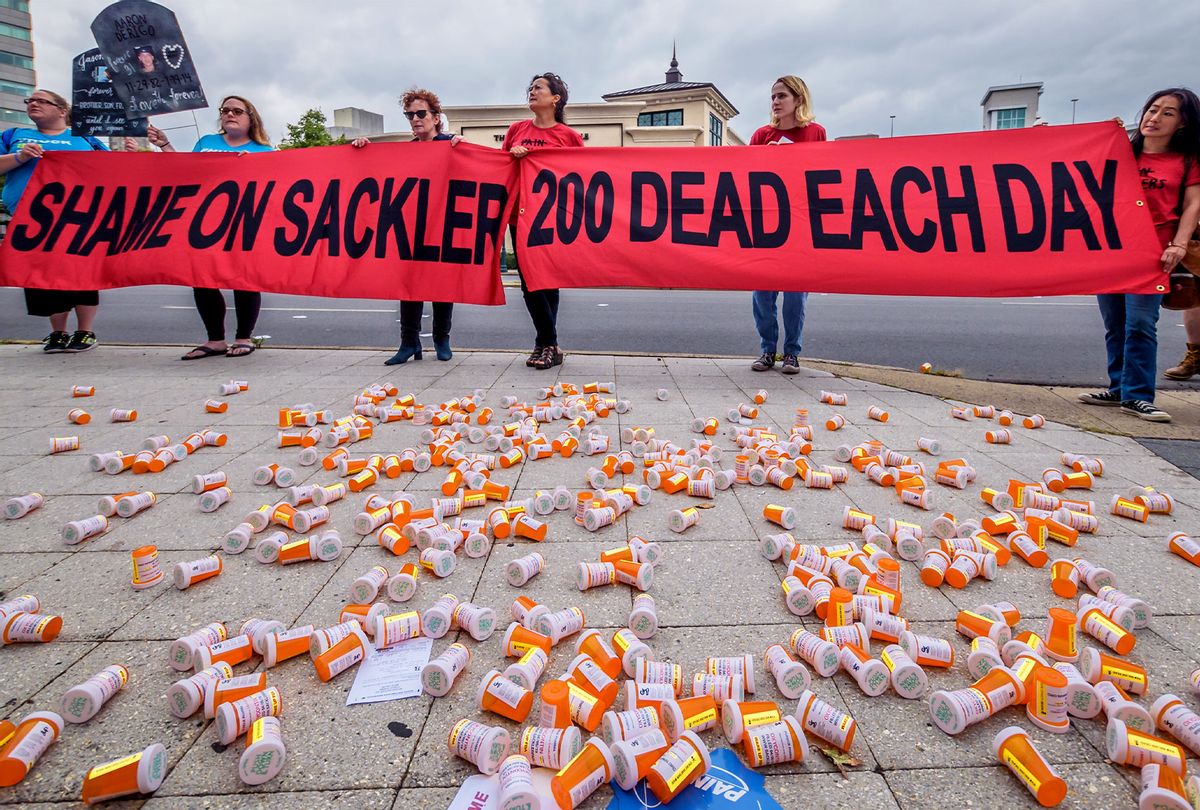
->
xmin=503 ymin=73 xmax=583 ymax=369
xmin=1078 ymin=88 xmax=1200 ymax=421
xmin=748 ymin=76 xmax=826 ymax=374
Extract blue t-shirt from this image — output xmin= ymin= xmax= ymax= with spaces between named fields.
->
xmin=1 ymin=128 xmax=107 ymax=213
xmin=192 ymin=133 xmax=274 ymax=153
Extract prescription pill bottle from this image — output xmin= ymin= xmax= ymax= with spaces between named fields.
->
xmin=742 ymin=716 xmax=809 ymax=768
xmin=1149 ymin=694 xmax=1200 ymax=758
xmin=2 ymin=611 xmax=63 ymax=645
xmin=1138 ymin=763 xmax=1194 ymax=810
xmin=313 ymin=624 xmax=370 ymax=683
xmin=550 ymin=737 xmax=614 ymax=810
xmin=601 ymin=707 xmax=660 ymax=745
xmin=1095 ymin=681 xmax=1152 ymax=731
xmin=192 ymin=633 xmax=254 ymax=672
xmin=628 ymin=594 xmax=658 ymax=640
xmin=992 ymin=726 xmax=1067 ymax=807
xmin=61 ymin=664 xmax=128 ymax=724
xmin=448 ymin=718 xmax=510 ymax=775
xmin=881 ymin=644 xmax=927 ymax=699
xmin=165 ymin=663 xmax=232 ymax=718
xmin=216 ymin=687 xmax=282 ymax=746
xmin=80 ymin=742 xmax=166 ymax=805
xmin=168 ymin=622 xmax=227 ymax=672
xmin=173 ymin=555 xmax=223 ymax=590
xmin=660 ymin=694 xmax=718 ymax=741
xmin=478 ymin=669 xmax=533 ymax=723
xmin=789 ymin=628 xmax=841 ymax=677
xmin=422 ymin=643 xmax=471 ymax=698
xmin=386 ymin=563 xmax=419 ymax=602
xmin=1106 ymin=719 xmax=1187 ymax=775
xmin=794 ymin=690 xmax=856 ymax=751
xmin=646 ymin=729 xmax=710 ymax=804
xmin=497 ymin=754 xmax=538 ymax=810
xmin=263 ymin=626 xmax=314 ymax=669
xmin=610 ymin=728 xmax=669 ymax=790
xmin=507 ymin=552 xmax=545 ymax=587
xmin=0 ymin=711 xmax=63 ymax=786
xmin=721 ymin=700 xmax=781 ymax=745
xmin=239 ymin=716 xmax=286 ymax=786
xmin=929 ymin=666 xmax=1023 ymax=736
xmin=521 ymin=725 xmax=583 ymax=771
xmin=764 ymin=644 xmax=811 ymax=700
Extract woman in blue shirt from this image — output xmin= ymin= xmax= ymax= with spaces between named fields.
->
xmin=139 ymin=95 xmax=273 ymax=359
xmin=1 ymin=89 xmax=108 ymax=353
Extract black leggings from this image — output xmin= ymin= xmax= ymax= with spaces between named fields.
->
xmin=509 ymin=226 xmax=559 ymax=347
xmin=399 ymin=300 xmax=452 ymax=345
xmin=193 ymin=288 xmax=261 ymax=342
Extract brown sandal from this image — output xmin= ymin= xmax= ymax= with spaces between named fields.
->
xmin=531 ymin=345 xmax=563 ymax=370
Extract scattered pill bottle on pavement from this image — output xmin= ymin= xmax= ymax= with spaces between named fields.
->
xmin=1026 ymin=666 xmax=1070 ymax=733
xmin=628 ymin=594 xmax=657 ymax=639
xmin=478 ymin=669 xmax=533 ymax=723
xmin=765 ymin=644 xmax=811 ymax=699
xmin=216 ymin=687 xmax=282 ymax=746
xmin=521 ymin=725 xmax=582 ymax=771
xmin=61 ymin=664 xmax=128 ymax=724
xmin=1077 ymin=607 xmax=1136 ymax=655
xmin=130 ymin=545 xmax=163 ymax=590
xmin=4 ymin=493 xmax=43 ymax=520
xmin=63 ymin=514 xmax=108 ymax=545
xmin=448 ymin=718 xmax=510 ymax=775
xmin=551 ymin=737 xmax=614 ymax=810
xmin=611 ymin=628 xmax=651 ymax=677
xmin=929 ymin=666 xmax=1024 ymax=735
xmin=610 ymin=728 xmax=669 ymax=790
xmin=1095 ymin=681 xmax=1153 ymax=732
xmin=1138 ymin=763 xmax=1195 ymax=810
xmin=793 ymin=690 xmax=856 ymax=751
xmin=239 ymin=716 xmax=286 ymax=786
xmin=2 ymin=611 xmax=62 ymax=645
xmin=350 ymin=565 xmax=389 ymax=603
xmin=992 ymin=726 xmax=1067 ymax=807
xmin=742 ymin=715 xmax=808 ymax=768
xmin=506 ymin=553 xmax=545 ymax=587
xmin=1167 ymin=532 xmax=1200 ymax=566
xmin=263 ymin=626 xmax=313 ymax=669
xmin=168 ymin=622 xmax=226 ymax=671
xmin=721 ymin=700 xmax=781 ymax=744
xmin=173 ymin=555 xmax=223 ymax=590
xmin=646 ymin=729 xmax=710 ymax=804
xmin=80 ymin=742 xmax=166 ymax=805
xmin=386 ymin=564 xmax=419 ymax=602
xmin=880 ymin=644 xmax=927 ymax=699
xmin=1077 ymin=647 xmax=1148 ymax=695
xmin=1106 ymin=719 xmax=1187 ymax=775
xmin=789 ymin=629 xmax=841 ymax=677
xmin=659 ymin=694 xmax=719 ymax=741
xmin=313 ymin=624 xmax=370 ymax=683
xmin=166 ymin=664 xmax=232 ymax=719
xmin=1149 ymin=694 xmax=1200 ymax=757
xmin=496 ymin=754 xmax=538 ymax=810
xmin=0 ymin=711 xmax=63 ymax=786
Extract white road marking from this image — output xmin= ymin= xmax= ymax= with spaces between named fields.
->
xmin=1000 ymin=302 xmax=1095 ymax=306
xmin=160 ymin=306 xmax=395 ymax=313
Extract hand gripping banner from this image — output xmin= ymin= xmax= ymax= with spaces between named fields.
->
xmin=0 ymin=142 xmax=517 ymax=305
xmin=513 ymin=122 xmax=1165 ymax=297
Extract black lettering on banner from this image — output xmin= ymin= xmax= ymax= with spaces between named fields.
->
xmin=80 ymin=186 xmax=129 ymax=255
xmin=931 ymin=166 xmax=984 ymax=252
xmin=188 ymin=180 xmax=240 ymax=250
xmin=9 ymin=182 xmax=64 ymax=250
xmin=710 ymin=172 xmax=750 ymax=248
xmin=344 ymin=177 xmax=379 ymax=259
xmin=583 ymin=172 xmax=613 ymax=242
xmin=224 ymin=180 xmax=275 ymax=251
xmin=302 ymin=179 xmax=342 ymax=257
xmin=59 ymin=187 xmax=105 ymax=255
xmin=749 ymin=172 xmax=789 ymax=249
xmin=412 ymin=179 xmax=439 ymax=262
xmin=806 ymin=169 xmax=850 ymax=249
xmin=890 ymin=167 xmax=936 ymax=253
xmin=441 ymin=179 xmax=475 ymax=264
xmin=528 ymin=169 xmax=556 ymax=247
xmin=117 ymin=186 xmax=173 ymax=253
xmin=1073 ymin=159 xmax=1121 ymax=249
xmin=374 ymin=177 xmax=418 ymax=260
xmin=994 ymin=164 xmax=1046 ymax=252
xmin=849 ymin=168 xmax=899 ymax=251
xmin=670 ymin=171 xmax=707 ymax=247
xmin=474 ymin=182 xmax=507 ymax=264
xmin=557 ymin=172 xmax=584 ymax=246
xmin=274 ymin=180 xmax=314 ymax=256
xmin=1050 ymin=162 xmax=1100 ymax=251
xmin=143 ymin=184 xmax=200 ymax=249
xmin=630 ymin=171 xmax=667 ymax=242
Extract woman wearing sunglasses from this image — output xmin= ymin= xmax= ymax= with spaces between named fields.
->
xmin=1 ymin=90 xmax=109 ymax=353
xmin=136 ymin=96 xmax=273 ymax=359
xmin=352 ymin=88 xmax=463 ymax=365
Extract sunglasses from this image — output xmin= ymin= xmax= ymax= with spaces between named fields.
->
xmin=24 ymin=97 xmax=63 ymax=109
xmin=404 ymin=109 xmax=433 ymax=120
xmin=218 ymin=106 xmax=247 ymax=116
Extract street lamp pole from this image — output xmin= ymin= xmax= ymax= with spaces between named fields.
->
xmin=1070 ymin=98 xmax=1079 ymax=124
xmin=889 ymin=115 xmax=895 ymax=137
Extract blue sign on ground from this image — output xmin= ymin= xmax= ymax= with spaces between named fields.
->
xmin=607 ymin=747 xmax=784 ymax=810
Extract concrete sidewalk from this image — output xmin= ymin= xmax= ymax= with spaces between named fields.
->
xmin=0 ymin=344 xmax=1197 ymax=809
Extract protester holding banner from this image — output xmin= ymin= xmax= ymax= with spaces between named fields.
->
xmin=353 ymin=88 xmax=463 ymax=365
xmin=1079 ymin=89 xmax=1200 ymax=421
xmin=1 ymin=90 xmax=109 ymax=353
xmin=747 ymin=76 xmax=827 ymax=374
xmin=137 ymin=96 xmax=273 ymax=359
xmin=504 ymin=73 xmax=584 ymax=370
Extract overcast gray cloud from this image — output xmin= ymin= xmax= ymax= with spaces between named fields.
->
xmin=31 ymin=0 xmax=1198 ymax=148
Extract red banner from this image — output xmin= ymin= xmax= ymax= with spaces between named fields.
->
xmin=0 ymin=142 xmax=517 ymax=305
xmin=0 ymin=124 xmax=1166 ymax=301
xmin=515 ymin=122 xmax=1165 ymax=296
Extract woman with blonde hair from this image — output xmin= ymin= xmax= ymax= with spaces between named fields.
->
xmin=748 ymin=75 xmax=827 ymax=373
xmin=1 ymin=89 xmax=109 ymax=353
xmin=137 ymin=95 xmax=274 ymax=359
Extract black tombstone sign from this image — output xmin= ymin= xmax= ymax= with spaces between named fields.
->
xmin=71 ymin=48 xmax=149 ymax=137
xmin=90 ymin=0 xmax=207 ymax=117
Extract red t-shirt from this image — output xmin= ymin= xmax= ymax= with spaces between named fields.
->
xmin=502 ymin=120 xmax=584 ymax=151
xmin=1138 ymin=151 xmax=1200 ymax=241
xmin=750 ymin=122 xmax=827 ymax=145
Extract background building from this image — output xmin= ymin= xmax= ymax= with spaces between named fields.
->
xmin=327 ymin=107 xmax=384 ymax=141
xmin=981 ymin=82 xmax=1043 ymax=129
xmin=331 ymin=49 xmax=743 ymax=147
xmin=0 ymin=0 xmax=33 ymax=127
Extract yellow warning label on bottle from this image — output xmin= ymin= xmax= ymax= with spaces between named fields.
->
xmin=685 ymin=707 xmax=716 ymax=730
xmin=87 ymin=752 xmax=141 ymax=780
xmin=1002 ymin=749 xmax=1042 ymax=793
xmin=666 ymin=751 xmax=701 ymax=792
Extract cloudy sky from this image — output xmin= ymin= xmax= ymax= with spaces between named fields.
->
xmin=32 ymin=0 xmax=1197 ymax=148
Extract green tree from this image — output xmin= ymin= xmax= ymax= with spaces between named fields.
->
xmin=278 ymin=108 xmax=346 ymax=149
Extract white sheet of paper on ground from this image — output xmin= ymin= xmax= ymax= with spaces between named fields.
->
xmin=447 ymin=769 xmax=555 ymax=810
xmin=346 ymin=636 xmax=432 ymax=705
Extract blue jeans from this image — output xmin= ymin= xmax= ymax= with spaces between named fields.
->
xmin=1095 ymin=293 xmax=1162 ymax=402
xmin=752 ymin=291 xmax=808 ymax=356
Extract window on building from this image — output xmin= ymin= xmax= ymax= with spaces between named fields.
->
xmin=0 ymin=108 xmax=29 ymax=124
xmin=0 ymin=22 xmax=30 ymax=40
xmin=637 ymin=109 xmax=683 ymax=127
xmin=994 ymin=108 xmax=1027 ymax=129
xmin=0 ymin=0 xmax=30 ymax=11
xmin=709 ymin=113 xmax=723 ymax=146
xmin=0 ymin=51 xmax=32 ymax=69
xmin=0 ymin=80 xmax=32 ymax=98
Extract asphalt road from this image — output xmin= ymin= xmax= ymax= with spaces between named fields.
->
xmin=0 ymin=284 xmax=1191 ymax=388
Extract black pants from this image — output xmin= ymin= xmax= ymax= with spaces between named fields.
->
xmin=193 ymin=288 xmax=261 ymax=342
xmin=510 ymin=226 xmax=559 ymax=347
xmin=399 ymin=300 xmax=452 ymax=345
xmin=25 ymin=288 xmax=98 ymax=317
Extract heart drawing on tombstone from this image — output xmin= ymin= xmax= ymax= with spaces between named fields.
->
xmin=161 ymin=43 xmax=184 ymax=69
